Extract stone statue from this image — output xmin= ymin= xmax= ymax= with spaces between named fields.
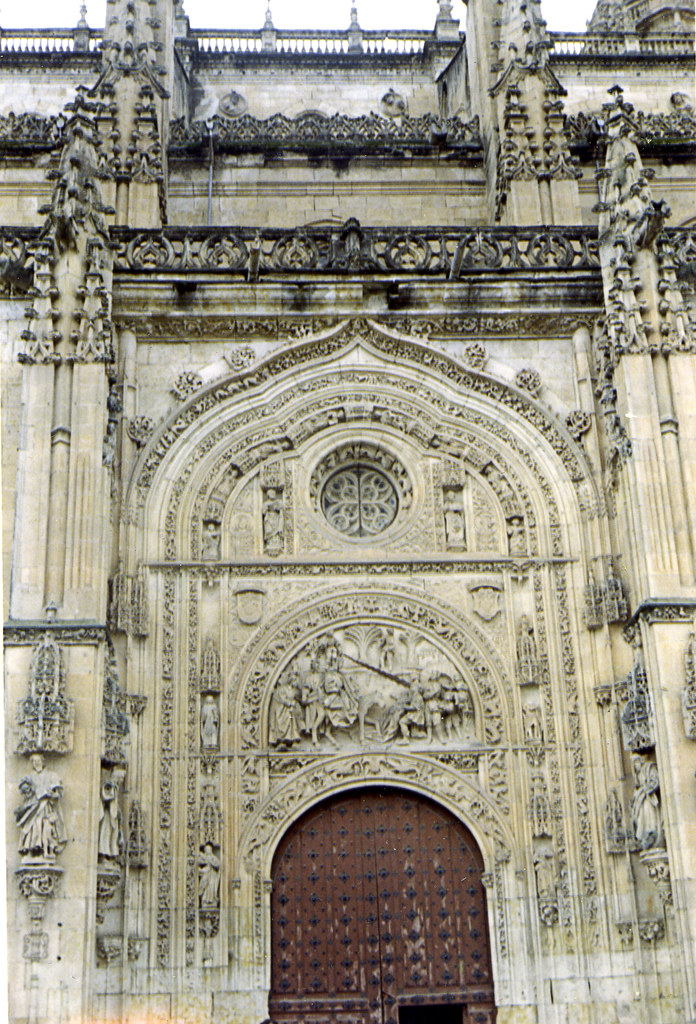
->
xmin=630 ymin=754 xmax=663 ymax=850
xmin=262 ymin=488 xmax=284 ymax=556
xmin=507 ymin=516 xmax=526 ymax=555
xmin=269 ymin=673 xmax=302 ymax=747
xmin=15 ymin=753 xmax=67 ymax=859
xmin=533 ymin=849 xmax=556 ymax=899
xmin=200 ymin=696 xmax=220 ymax=749
xmin=516 ymin=616 xmax=539 ymax=686
xmin=201 ymin=520 xmax=221 ymax=560
xmin=98 ymin=767 xmax=126 ymax=860
xmin=443 ymin=489 xmax=466 ymax=548
xmin=198 ymin=843 xmax=221 ymax=908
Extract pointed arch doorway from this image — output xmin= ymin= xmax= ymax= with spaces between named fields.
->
xmin=270 ymin=787 xmax=496 ymax=1024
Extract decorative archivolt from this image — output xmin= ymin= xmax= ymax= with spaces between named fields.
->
xmin=238 ymin=753 xmax=515 ymax=874
xmin=124 ymin=320 xmax=596 ymax=566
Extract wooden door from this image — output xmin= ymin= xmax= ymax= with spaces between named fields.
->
xmin=270 ymin=788 xmax=496 ymax=1024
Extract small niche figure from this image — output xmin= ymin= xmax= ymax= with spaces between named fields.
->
xmin=200 ymin=696 xmax=220 ymax=749
xmin=198 ymin=843 xmax=221 ymax=908
xmin=98 ymin=767 xmax=126 ymax=860
xmin=262 ymin=488 xmax=284 ymax=556
xmin=507 ymin=516 xmax=526 ymax=555
xmin=630 ymin=753 xmax=663 ymax=850
xmin=201 ymin=520 xmax=221 ymax=561
xmin=443 ymin=488 xmax=466 ymax=548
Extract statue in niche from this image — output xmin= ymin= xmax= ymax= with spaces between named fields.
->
xmin=443 ymin=488 xmax=466 ymax=549
xmin=507 ymin=517 xmax=526 ymax=555
xmin=98 ymin=767 xmax=126 ymax=860
xmin=630 ymin=753 xmax=663 ymax=850
xmin=198 ymin=844 xmax=221 ymax=908
xmin=529 ymin=772 xmax=551 ymax=838
xmin=262 ymin=488 xmax=284 ymax=556
xmin=200 ymin=697 xmax=220 ymax=749
xmin=201 ymin=520 xmax=221 ymax=561
xmin=516 ymin=616 xmax=539 ymax=686
xmin=533 ymin=848 xmax=556 ymax=899
xmin=268 ymin=626 xmax=475 ymax=750
xmin=523 ymin=705 xmax=543 ymax=745
xmin=15 ymin=753 xmax=67 ymax=860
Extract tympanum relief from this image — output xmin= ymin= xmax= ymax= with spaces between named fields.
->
xmin=268 ymin=625 xmax=477 ymax=751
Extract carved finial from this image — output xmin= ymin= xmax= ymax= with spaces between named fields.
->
xmin=77 ymin=3 xmax=88 ymax=28
xmin=349 ymin=5 xmax=360 ymax=29
xmin=264 ymin=2 xmax=274 ymax=29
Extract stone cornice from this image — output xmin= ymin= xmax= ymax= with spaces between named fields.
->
xmin=4 ymin=621 xmax=108 ymax=644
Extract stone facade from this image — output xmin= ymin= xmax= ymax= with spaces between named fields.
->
xmin=1 ymin=0 xmax=695 ymax=1021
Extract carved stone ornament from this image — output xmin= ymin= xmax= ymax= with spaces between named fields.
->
xmin=267 ymin=625 xmax=476 ymax=751
xmin=604 ymin=788 xmax=633 ymax=853
xmin=96 ymin=863 xmax=122 ymax=924
xmin=380 ymin=88 xmax=407 ymax=118
xmin=171 ymin=370 xmax=203 ymax=401
xmin=514 ymin=368 xmax=543 ymax=398
xmin=461 ymin=342 xmax=487 ymax=370
xmin=199 ymin=636 xmax=222 ymax=692
xmin=16 ymin=632 xmax=74 ymax=756
xmin=640 ymin=848 xmax=673 ymax=907
xmin=126 ymin=801 xmax=149 ymax=869
xmin=620 ymin=655 xmax=654 ymax=752
xmin=127 ymin=415 xmax=154 ymax=448
xmin=102 ymin=648 xmax=129 ymax=766
xmin=235 ymin=588 xmax=265 ymax=626
xmin=96 ymin=936 xmax=122 ymax=964
xmin=565 ymin=409 xmax=591 ymax=441
xmin=16 ymin=864 xmax=63 ymax=921
xmin=682 ymin=632 xmax=696 ymax=739
xmin=468 ymin=579 xmax=502 ymax=621
xmin=218 ymin=90 xmax=248 ymax=118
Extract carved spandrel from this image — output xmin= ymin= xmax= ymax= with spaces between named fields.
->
xmin=267 ymin=624 xmax=477 ymax=752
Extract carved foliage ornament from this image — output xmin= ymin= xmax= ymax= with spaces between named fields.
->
xmin=682 ymin=632 xmax=696 ymax=739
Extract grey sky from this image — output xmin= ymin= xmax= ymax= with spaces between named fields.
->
xmin=1 ymin=0 xmax=597 ymax=32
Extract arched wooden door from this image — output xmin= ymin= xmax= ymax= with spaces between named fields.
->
xmin=270 ymin=787 xmax=496 ymax=1024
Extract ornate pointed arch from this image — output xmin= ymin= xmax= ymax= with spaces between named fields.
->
xmin=124 ymin=318 xmax=598 ymax=568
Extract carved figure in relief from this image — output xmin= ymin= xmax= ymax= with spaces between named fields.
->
xmin=516 ymin=616 xmax=539 ymax=686
xmin=267 ymin=625 xmax=476 ymax=751
xmin=201 ymin=520 xmax=221 ymax=561
xmin=523 ymin=705 xmax=543 ymax=745
xmin=15 ymin=754 xmax=67 ymax=859
xmin=630 ymin=754 xmax=663 ymax=850
xmin=198 ymin=844 xmax=221 ymax=908
xmin=262 ymin=488 xmax=284 ymax=556
xmin=507 ymin=517 xmax=526 ymax=555
xmin=200 ymin=697 xmax=220 ymax=749
xmin=443 ymin=488 xmax=466 ymax=548
xmin=268 ymin=674 xmax=302 ymax=747
xmin=98 ymin=767 xmax=126 ymax=860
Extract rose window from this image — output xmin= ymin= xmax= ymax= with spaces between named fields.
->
xmin=321 ymin=465 xmax=399 ymax=537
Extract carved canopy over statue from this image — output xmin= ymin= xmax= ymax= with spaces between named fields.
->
xmin=267 ymin=624 xmax=476 ymax=750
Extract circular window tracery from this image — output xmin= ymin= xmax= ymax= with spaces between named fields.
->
xmin=321 ymin=464 xmax=399 ymax=537
xmin=310 ymin=442 xmax=412 ymax=541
